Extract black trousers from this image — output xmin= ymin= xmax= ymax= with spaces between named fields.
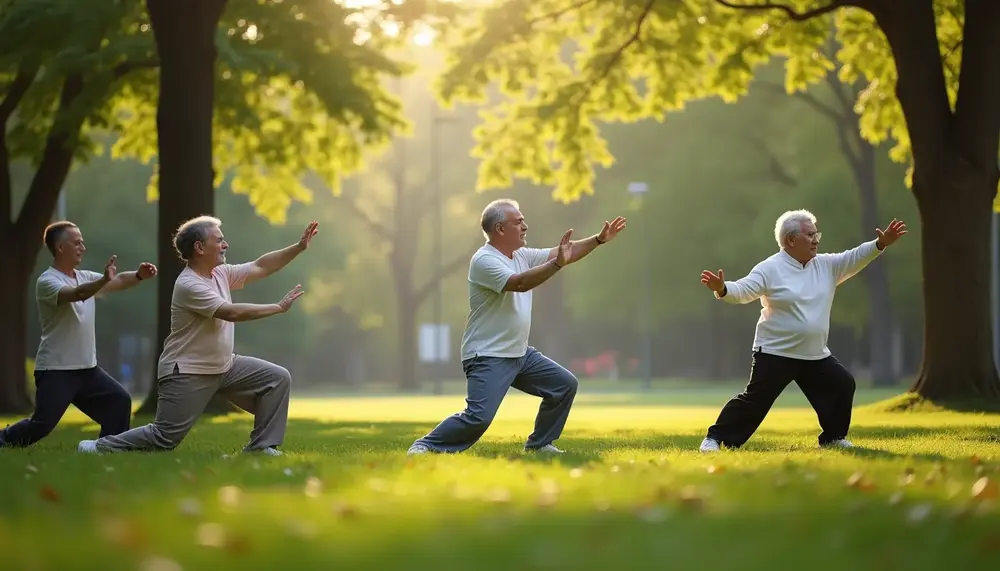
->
xmin=706 ymin=350 xmax=856 ymax=448
xmin=0 ymin=367 xmax=132 ymax=448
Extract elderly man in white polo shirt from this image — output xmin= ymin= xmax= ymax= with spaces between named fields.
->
xmin=0 ymin=221 xmax=156 ymax=448
xmin=698 ymin=209 xmax=907 ymax=452
xmin=408 ymin=198 xmax=626 ymax=455
xmin=78 ymin=216 xmax=318 ymax=456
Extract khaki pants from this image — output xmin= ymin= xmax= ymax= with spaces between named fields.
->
xmin=95 ymin=355 xmax=291 ymax=452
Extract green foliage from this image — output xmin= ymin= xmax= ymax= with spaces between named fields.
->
xmin=0 ymin=0 xmax=155 ymax=164
xmin=436 ymin=0 xmax=965 ymax=200
xmin=2 ymin=0 xmax=455 ymax=225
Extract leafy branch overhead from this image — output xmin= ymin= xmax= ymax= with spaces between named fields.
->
xmin=436 ymin=0 xmax=964 ymax=201
xmin=1 ymin=0 xmax=457 ymax=225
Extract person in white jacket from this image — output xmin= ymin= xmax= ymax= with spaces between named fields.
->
xmin=697 ymin=209 xmax=907 ymax=452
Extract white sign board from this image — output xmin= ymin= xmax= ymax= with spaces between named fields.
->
xmin=419 ymin=323 xmax=451 ymax=363
xmin=627 ymin=181 xmax=649 ymax=195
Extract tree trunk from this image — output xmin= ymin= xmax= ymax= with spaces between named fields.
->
xmin=0 ymin=74 xmax=87 ymax=413
xmin=0 ymin=264 xmax=33 ymax=413
xmin=849 ymin=132 xmax=896 ymax=387
xmin=910 ymin=170 xmax=1000 ymax=407
xmin=137 ymin=0 xmax=235 ymax=416
xmin=397 ymin=288 xmax=420 ymax=392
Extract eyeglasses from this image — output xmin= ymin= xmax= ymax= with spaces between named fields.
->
xmin=806 ymin=232 xmax=822 ymax=242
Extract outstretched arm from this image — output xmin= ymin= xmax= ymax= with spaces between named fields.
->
xmin=99 ymin=263 xmax=157 ymax=295
xmin=821 ymin=219 xmax=907 ymax=284
xmin=702 ymin=266 xmax=767 ymax=304
xmin=213 ymin=285 xmax=304 ymax=322
xmin=545 ymin=216 xmax=626 ymax=265
xmin=245 ymin=221 xmax=318 ymax=283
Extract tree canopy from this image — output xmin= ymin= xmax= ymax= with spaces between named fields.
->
xmin=434 ymin=0 xmax=967 ymax=201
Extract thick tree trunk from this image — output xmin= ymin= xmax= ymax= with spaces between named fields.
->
xmin=910 ymin=171 xmax=1000 ymax=407
xmin=0 ymin=74 xmax=86 ymax=413
xmin=0 ymin=264 xmax=33 ymax=413
xmin=137 ymin=0 xmax=235 ymax=416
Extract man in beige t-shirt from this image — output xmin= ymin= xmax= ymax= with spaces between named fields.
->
xmin=79 ymin=216 xmax=317 ymax=456
xmin=0 ymin=221 xmax=156 ymax=448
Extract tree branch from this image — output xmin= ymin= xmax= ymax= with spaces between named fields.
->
xmin=414 ymin=247 xmax=477 ymax=305
xmin=575 ymin=0 xmax=655 ymax=105
xmin=527 ymin=0 xmax=597 ymax=26
xmin=868 ymin=0 xmax=951 ymax=185
xmin=954 ymin=0 xmax=1000 ymax=177
xmin=340 ymin=195 xmax=394 ymax=243
xmin=0 ymin=66 xmax=38 ymax=126
xmin=14 ymin=74 xmax=85 ymax=265
xmin=714 ymin=0 xmax=848 ymax=20
xmin=111 ymin=59 xmax=159 ymax=79
xmin=757 ymin=80 xmax=841 ymax=122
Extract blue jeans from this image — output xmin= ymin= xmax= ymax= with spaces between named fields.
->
xmin=413 ymin=347 xmax=578 ymax=452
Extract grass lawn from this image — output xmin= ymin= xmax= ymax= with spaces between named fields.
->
xmin=1 ymin=383 xmax=1000 ymax=570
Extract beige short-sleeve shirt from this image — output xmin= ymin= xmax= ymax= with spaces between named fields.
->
xmin=33 ymin=267 xmax=103 ymax=370
xmin=156 ymin=263 xmax=254 ymax=378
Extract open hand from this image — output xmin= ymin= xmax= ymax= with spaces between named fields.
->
xmin=297 ymin=221 xmax=319 ymax=250
xmin=136 ymin=262 xmax=157 ymax=280
xmin=700 ymin=269 xmax=725 ymax=293
xmin=555 ymin=229 xmax=573 ymax=267
xmin=278 ymin=284 xmax=305 ymax=312
xmin=597 ymin=216 xmax=627 ymax=243
xmin=103 ymin=255 xmax=118 ymax=282
xmin=875 ymin=218 xmax=907 ymax=249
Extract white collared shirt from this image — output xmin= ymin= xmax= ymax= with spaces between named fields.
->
xmin=718 ymin=240 xmax=882 ymax=360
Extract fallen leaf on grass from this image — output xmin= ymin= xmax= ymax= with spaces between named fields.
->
xmin=846 ymin=472 xmax=876 ymax=492
xmin=98 ymin=516 xmax=147 ymax=550
xmin=304 ymin=476 xmax=323 ymax=498
xmin=971 ymin=455 xmax=982 ymax=466
xmin=139 ymin=556 xmax=182 ymax=571
xmin=972 ymin=477 xmax=999 ymax=501
xmin=707 ymin=465 xmax=725 ymax=474
xmin=39 ymin=485 xmax=60 ymax=503
xmin=26 ymin=464 xmax=38 ymax=473
xmin=196 ymin=523 xmax=227 ymax=548
xmin=217 ymin=486 xmax=243 ymax=510
xmin=678 ymin=486 xmax=704 ymax=511
xmin=331 ymin=501 xmax=359 ymax=519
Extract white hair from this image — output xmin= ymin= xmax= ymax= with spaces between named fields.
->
xmin=480 ymin=198 xmax=519 ymax=239
xmin=774 ymin=209 xmax=816 ymax=248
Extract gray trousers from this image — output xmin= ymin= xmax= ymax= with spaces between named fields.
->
xmin=413 ymin=347 xmax=578 ymax=452
xmin=94 ymin=355 xmax=291 ymax=452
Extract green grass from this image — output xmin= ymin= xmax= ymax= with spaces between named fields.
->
xmin=2 ymin=385 xmax=1000 ymax=571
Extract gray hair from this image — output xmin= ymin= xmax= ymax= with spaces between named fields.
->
xmin=774 ymin=209 xmax=816 ymax=248
xmin=480 ymin=198 xmax=519 ymax=239
xmin=173 ymin=215 xmax=222 ymax=261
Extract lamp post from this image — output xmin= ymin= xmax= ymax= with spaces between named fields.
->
xmin=628 ymin=181 xmax=652 ymax=390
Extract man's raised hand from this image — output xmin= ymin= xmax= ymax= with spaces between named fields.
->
xmin=103 ymin=255 xmax=118 ymax=282
xmin=700 ymin=269 xmax=725 ymax=293
xmin=137 ymin=262 xmax=157 ymax=280
xmin=875 ymin=218 xmax=907 ymax=249
xmin=278 ymin=284 xmax=305 ymax=312
xmin=556 ymin=229 xmax=573 ymax=267
xmin=297 ymin=221 xmax=319 ymax=250
xmin=597 ymin=216 xmax=627 ymax=244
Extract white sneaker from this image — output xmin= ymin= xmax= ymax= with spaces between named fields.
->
xmin=699 ymin=438 xmax=721 ymax=452
xmin=822 ymin=439 xmax=854 ymax=449
xmin=77 ymin=440 xmax=99 ymax=454
xmin=407 ymin=443 xmax=431 ymax=455
xmin=255 ymin=447 xmax=283 ymax=456
xmin=527 ymin=444 xmax=564 ymax=454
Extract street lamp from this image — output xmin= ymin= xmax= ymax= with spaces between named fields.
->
xmin=628 ymin=181 xmax=652 ymax=390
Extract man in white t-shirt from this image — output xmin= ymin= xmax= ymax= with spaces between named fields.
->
xmin=0 ymin=221 xmax=156 ymax=448
xmin=408 ymin=199 xmax=627 ymax=455
xmin=78 ymin=216 xmax=317 ymax=456
xmin=697 ymin=209 xmax=907 ymax=452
